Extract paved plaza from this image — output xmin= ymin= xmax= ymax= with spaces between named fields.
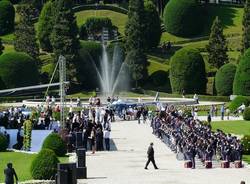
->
xmin=78 ymin=120 xmax=250 ymax=184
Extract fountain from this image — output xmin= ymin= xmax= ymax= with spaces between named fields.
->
xmin=89 ymin=43 xmax=129 ymax=96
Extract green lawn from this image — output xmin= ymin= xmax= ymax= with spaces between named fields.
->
xmin=0 ymin=152 xmax=68 ymax=182
xmin=2 ymin=44 xmax=14 ymax=54
xmin=211 ymin=120 xmax=250 ymax=135
xmin=161 ymin=5 xmax=243 ymax=43
xmin=75 ymin=10 xmax=128 ymax=35
xmin=148 ymin=59 xmax=169 ymax=75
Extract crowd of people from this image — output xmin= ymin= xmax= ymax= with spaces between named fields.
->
xmin=151 ymin=105 xmax=243 ymax=169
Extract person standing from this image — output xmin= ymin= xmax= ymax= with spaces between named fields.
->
xmin=221 ymin=104 xmax=225 ymax=120
xmin=90 ymin=127 xmax=96 ymax=154
xmin=145 ymin=142 xmax=158 ymax=170
xmin=103 ymin=120 xmax=111 ymax=151
xmin=4 ymin=163 xmax=18 ymax=184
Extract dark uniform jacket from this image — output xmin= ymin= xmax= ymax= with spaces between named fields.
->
xmin=147 ymin=145 xmax=154 ymax=158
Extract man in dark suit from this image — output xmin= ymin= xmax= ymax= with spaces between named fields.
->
xmin=4 ymin=163 xmax=18 ymax=184
xmin=145 ymin=142 xmax=158 ymax=170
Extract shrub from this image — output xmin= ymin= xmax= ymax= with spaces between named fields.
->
xmin=42 ymin=133 xmax=66 ymax=156
xmin=0 ymin=77 xmax=5 ymax=90
xmin=76 ymin=41 xmax=102 ymax=89
xmin=233 ymin=48 xmax=250 ymax=95
xmin=0 ymin=52 xmax=39 ymax=88
xmin=82 ymin=17 xmax=113 ymax=35
xmin=0 ymin=0 xmax=15 ymax=35
xmin=163 ymin=0 xmax=204 ymax=37
xmin=30 ymin=149 xmax=59 ymax=179
xmin=0 ymin=134 xmax=8 ymax=151
xmin=73 ymin=4 xmax=128 ymax=14
xmin=149 ymin=70 xmax=170 ymax=87
xmin=169 ymin=47 xmax=207 ymax=94
xmin=144 ymin=1 xmax=161 ymax=49
xmin=241 ymin=135 xmax=250 ymax=155
xmin=229 ymin=96 xmax=250 ymax=112
xmin=243 ymin=107 xmax=250 ymax=121
xmin=215 ymin=63 xmax=237 ymax=96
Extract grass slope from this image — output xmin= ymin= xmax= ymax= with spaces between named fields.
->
xmin=0 ymin=152 xmax=68 ymax=182
xmin=75 ymin=10 xmax=127 ymax=35
xmin=211 ymin=120 xmax=250 ymax=135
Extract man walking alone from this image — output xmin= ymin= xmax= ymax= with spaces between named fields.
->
xmin=145 ymin=142 xmax=158 ymax=170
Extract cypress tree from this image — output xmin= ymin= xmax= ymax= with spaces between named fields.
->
xmin=125 ymin=0 xmax=148 ymax=87
xmin=125 ymin=0 xmax=145 ymax=51
xmin=37 ymin=1 xmax=56 ymax=52
xmin=0 ymin=38 xmax=4 ymax=55
xmin=144 ymin=0 xmax=161 ymax=49
xmin=242 ymin=0 xmax=250 ymax=52
xmin=206 ymin=16 xmax=228 ymax=69
xmin=50 ymin=0 xmax=79 ymax=62
xmin=14 ymin=4 xmax=39 ymax=59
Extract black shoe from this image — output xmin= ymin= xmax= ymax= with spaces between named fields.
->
xmin=155 ymin=167 xmax=159 ymax=169
xmin=144 ymin=167 xmax=148 ymax=170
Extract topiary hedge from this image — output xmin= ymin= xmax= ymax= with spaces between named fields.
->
xmin=0 ymin=134 xmax=8 ymax=151
xmin=229 ymin=96 xmax=250 ymax=112
xmin=169 ymin=47 xmax=207 ymax=94
xmin=241 ymin=135 xmax=250 ymax=155
xmin=0 ymin=0 xmax=15 ymax=35
xmin=233 ymin=48 xmax=250 ymax=96
xmin=42 ymin=133 xmax=66 ymax=156
xmin=149 ymin=70 xmax=170 ymax=87
xmin=163 ymin=0 xmax=204 ymax=37
xmin=30 ymin=149 xmax=59 ymax=179
xmin=215 ymin=63 xmax=237 ymax=96
xmin=0 ymin=52 xmax=39 ymax=88
xmin=243 ymin=107 xmax=250 ymax=121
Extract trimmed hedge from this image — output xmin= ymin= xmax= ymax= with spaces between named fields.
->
xmin=0 ymin=0 xmax=15 ymax=35
xmin=42 ymin=133 xmax=67 ymax=156
xmin=233 ymin=48 xmax=250 ymax=95
xmin=229 ymin=96 xmax=250 ymax=111
xmin=163 ymin=0 xmax=204 ymax=37
xmin=30 ymin=149 xmax=59 ymax=179
xmin=80 ymin=17 xmax=114 ymax=40
xmin=0 ymin=134 xmax=8 ymax=151
xmin=73 ymin=4 xmax=128 ymax=14
xmin=169 ymin=47 xmax=207 ymax=94
xmin=149 ymin=70 xmax=170 ymax=87
xmin=243 ymin=107 xmax=250 ymax=121
xmin=241 ymin=135 xmax=250 ymax=155
xmin=215 ymin=63 xmax=237 ymax=96
xmin=0 ymin=52 xmax=39 ymax=89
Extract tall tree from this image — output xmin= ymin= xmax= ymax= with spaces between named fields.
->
xmin=0 ymin=38 xmax=4 ymax=55
xmin=50 ymin=0 xmax=79 ymax=80
xmin=242 ymin=0 xmax=250 ymax=52
xmin=125 ymin=0 xmax=145 ymax=51
xmin=37 ymin=1 xmax=56 ymax=52
xmin=144 ymin=0 xmax=161 ymax=49
xmin=125 ymin=0 xmax=148 ymax=87
xmin=206 ymin=16 xmax=228 ymax=69
xmin=14 ymin=4 xmax=39 ymax=59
